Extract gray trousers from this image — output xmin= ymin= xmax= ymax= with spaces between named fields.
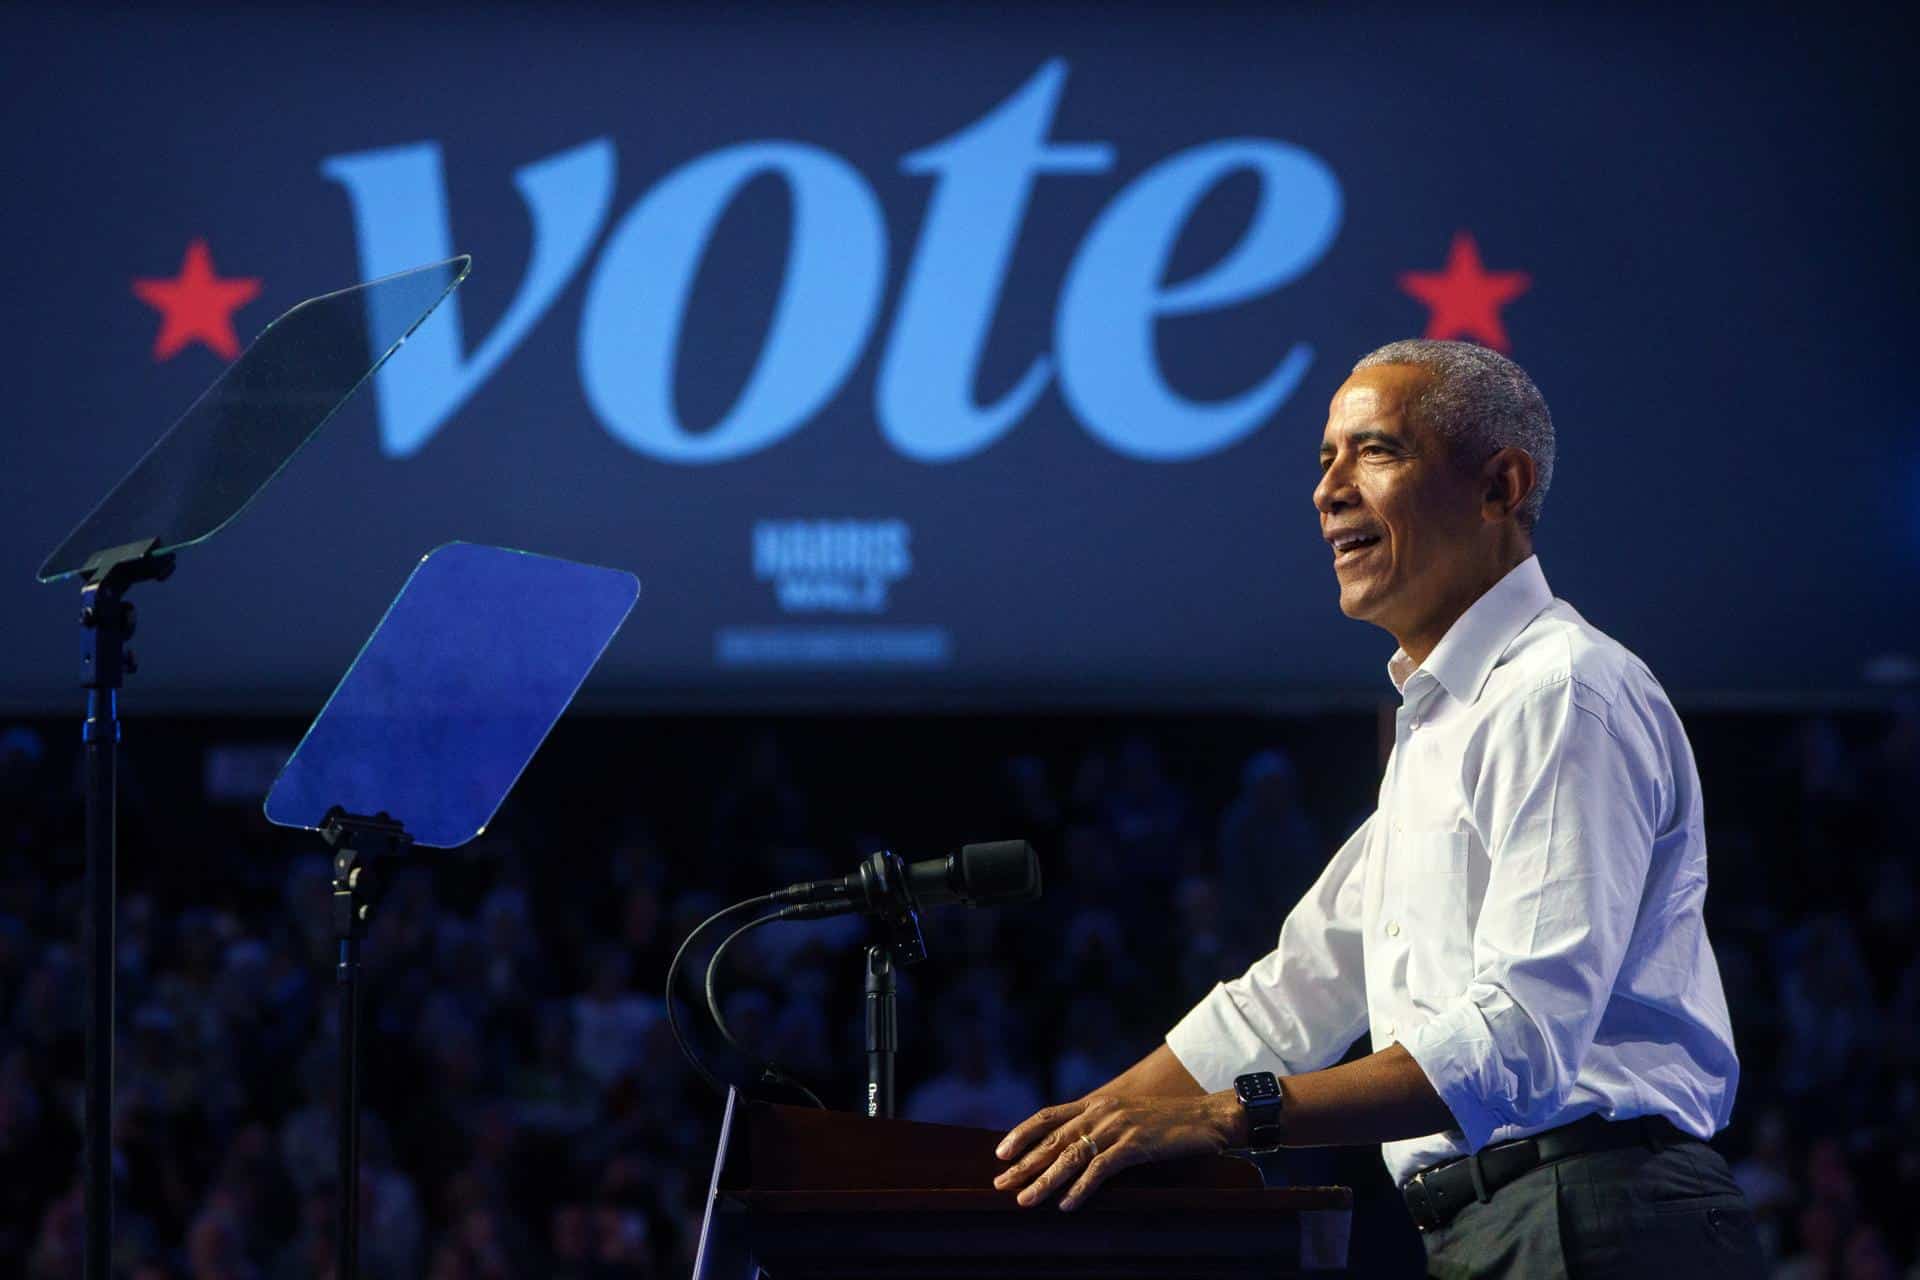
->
xmin=1419 ymin=1138 xmax=1765 ymax=1278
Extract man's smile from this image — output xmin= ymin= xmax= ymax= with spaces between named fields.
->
xmin=1326 ymin=528 xmax=1384 ymax=565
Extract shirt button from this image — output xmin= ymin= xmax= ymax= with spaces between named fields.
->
xmin=1384 ymin=1023 xmax=1397 ymax=1038
xmin=1386 ymin=921 xmax=1401 ymax=937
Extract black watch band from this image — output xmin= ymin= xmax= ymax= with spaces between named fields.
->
xmin=1233 ymin=1071 xmax=1285 ymax=1149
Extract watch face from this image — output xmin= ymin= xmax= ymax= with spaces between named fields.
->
xmin=1235 ymin=1072 xmax=1280 ymax=1103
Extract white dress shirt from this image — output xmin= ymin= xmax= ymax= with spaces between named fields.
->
xmin=1166 ymin=556 xmax=1740 ymax=1185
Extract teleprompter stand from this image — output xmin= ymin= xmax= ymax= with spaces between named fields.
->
xmin=265 ymin=541 xmax=639 ymax=1277
xmin=35 ymin=259 xmax=469 ymax=1280
xmin=320 ymin=808 xmax=414 ymax=1277
xmin=76 ymin=538 xmax=174 ymax=1280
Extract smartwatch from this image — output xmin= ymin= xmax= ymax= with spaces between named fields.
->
xmin=1233 ymin=1071 xmax=1286 ymax=1149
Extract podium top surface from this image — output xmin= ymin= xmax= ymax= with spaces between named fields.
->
xmin=263 ymin=541 xmax=639 ymax=848
xmin=728 ymin=1101 xmax=1351 ymax=1210
xmin=39 ymin=256 xmax=468 ymax=583
xmin=728 ymin=1187 xmax=1352 ymax=1217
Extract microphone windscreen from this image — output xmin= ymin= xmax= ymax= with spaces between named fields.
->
xmin=957 ymin=840 xmax=1041 ymax=905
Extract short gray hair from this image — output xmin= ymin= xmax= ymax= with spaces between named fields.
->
xmin=1351 ymin=339 xmax=1555 ymax=529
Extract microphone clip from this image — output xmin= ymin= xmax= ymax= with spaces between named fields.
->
xmin=854 ymin=849 xmax=928 ymax=965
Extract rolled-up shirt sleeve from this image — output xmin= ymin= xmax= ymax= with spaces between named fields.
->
xmin=1400 ymin=676 xmax=1664 ymax=1151
xmin=1166 ymin=815 xmax=1373 ymax=1091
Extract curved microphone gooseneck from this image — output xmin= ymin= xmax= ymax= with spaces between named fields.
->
xmin=662 ymin=893 xmax=773 ymax=1099
xmin=664 ymin=893 xmax=832 ymax=1107
xmin=704 ymin=911 xmax=827 ymax=1109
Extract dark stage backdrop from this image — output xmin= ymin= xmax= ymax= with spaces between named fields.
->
xmin=2 ymin=4 xmax=1914 ymax=711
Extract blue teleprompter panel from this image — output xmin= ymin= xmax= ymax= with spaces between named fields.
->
xmin=265 ymin=541 xmax=639 ymax=848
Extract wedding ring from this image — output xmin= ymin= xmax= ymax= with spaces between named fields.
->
xmin=1079 ymin=1133 xmax=1099 ymax=1160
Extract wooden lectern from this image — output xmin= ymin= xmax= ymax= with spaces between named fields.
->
xmin=694 ymin=1090 xmax=1352 ymax=1278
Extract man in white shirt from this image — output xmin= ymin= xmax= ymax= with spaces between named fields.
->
xmin=992 ymin=340 xmax=1764 ymax=1276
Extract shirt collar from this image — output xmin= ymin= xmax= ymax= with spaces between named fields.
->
xmin=1386 ymin=556 xmax=1554 ymax=703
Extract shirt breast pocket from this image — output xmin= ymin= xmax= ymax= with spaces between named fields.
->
xmin=1393 ymin=829 xmax=1475 ymax=1006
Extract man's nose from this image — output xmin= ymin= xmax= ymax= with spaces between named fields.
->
xmin=1313 ymin=462 xmax=1355 ymax=515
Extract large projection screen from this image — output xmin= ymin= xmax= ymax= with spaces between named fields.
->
xmin=3 ymin=5 xmax=1914 ymax=709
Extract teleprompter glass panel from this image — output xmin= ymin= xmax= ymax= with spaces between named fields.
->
xmin=263 ymin=542 xmax=640 ymax=849
xmin=38 ymin=257 xmax=470 ymax=582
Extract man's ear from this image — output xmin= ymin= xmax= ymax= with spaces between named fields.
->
xmin=1482 ymin=447 xmax=1537 ymax=522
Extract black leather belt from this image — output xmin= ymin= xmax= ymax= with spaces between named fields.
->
xmin=1401 ymin=1113 xmax=1694 ymax=1232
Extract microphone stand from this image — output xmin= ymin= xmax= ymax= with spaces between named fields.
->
xmin=851 ymin=850 xmax=923 ymax=1119
xmin=864 ymin=946 xmax=896 ymax=1118
xmin=688 ymin=852 xmax=929 ymax=1118
xmin=676 ymin=844 xmax=1039 ymax=1119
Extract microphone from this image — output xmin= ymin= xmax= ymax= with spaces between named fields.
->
xmin=773 ymin=840 xmax=1041 ymax=918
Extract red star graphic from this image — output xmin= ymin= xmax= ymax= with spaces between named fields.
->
xmin=132 ymin=239 xmax=262 ymax=361
xmin=1398 ymin=231 xmax=1531 ymax=352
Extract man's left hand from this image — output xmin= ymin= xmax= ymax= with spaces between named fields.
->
xmin=991 ymin=1093 xmax=1243 ymax=1211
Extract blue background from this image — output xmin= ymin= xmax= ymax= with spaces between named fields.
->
xmin=3 ymin=3 xmax=1914 ymax=710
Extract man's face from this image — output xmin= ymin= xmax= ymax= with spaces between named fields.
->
xmin=1313 ymin=365 xmax=1485 ymax=640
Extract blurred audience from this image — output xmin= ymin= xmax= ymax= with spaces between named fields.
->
xmin=1 ymin=709 xmax=1915 ymax=1277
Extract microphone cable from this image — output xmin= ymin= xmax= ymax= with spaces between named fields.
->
xmin=705 ymin=910 xmax=827 ymax=1110
xmin=664 ymin=893 xmax=772 ymax=1099
xmin=664 ymin=892 xmax=828 ymax=1108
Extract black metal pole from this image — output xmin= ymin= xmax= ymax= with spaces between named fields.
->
xmin=70 ymin=546 xmax=169 ymax=1280
xmin=79 ymin=580 xmax=131 ymax=1280
xmin=82 ymin=687 xmax=116 ymax=1279
xmin=322 ymin=814 xmax=406 ymax=1280
xmin=336 ymin=902 xmax=364 ymax=1277
xmin=864 ymin=944 xmax=896 ymax=1119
